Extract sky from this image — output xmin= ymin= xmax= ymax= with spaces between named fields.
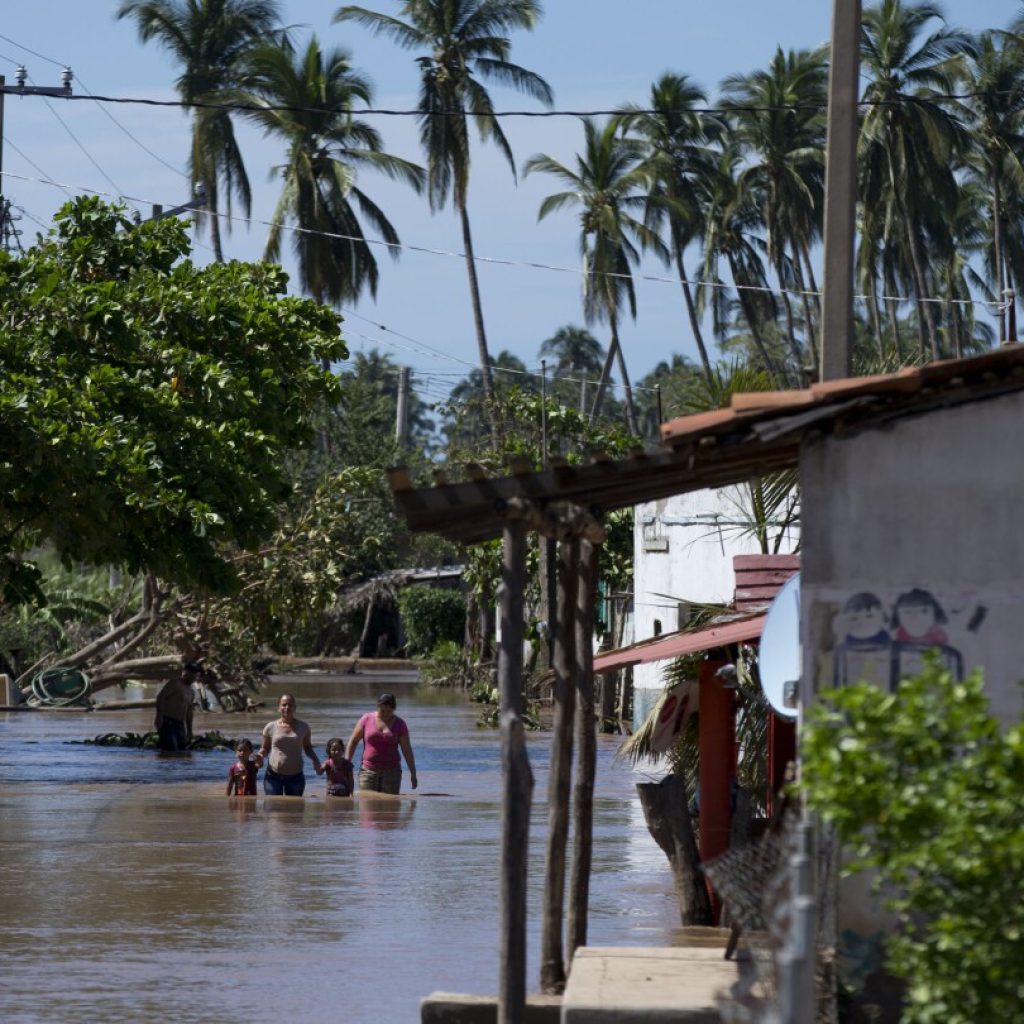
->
xmin=0 ymin=1 xmax=1016 ymax=408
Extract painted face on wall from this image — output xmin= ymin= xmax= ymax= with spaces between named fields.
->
xmin=846 ymin=604 xmax=887 ymax=640
xmin=898 ymin=601 xmax=936 ymax=639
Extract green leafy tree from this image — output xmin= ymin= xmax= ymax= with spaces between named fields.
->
xmin=335 ymin=0 xmax=553 ymax=413
xmin=116 ymin=0 xmax=284 ymax=261
xmin=0 ymin=197 xmax=344 ymax=604
xmin=238 ymin=36 xmax=424 ymax=308
xmin=802 ymin=662 xmax=1024 ymax=1023
xmin=398 ymin=586 xmax=467 ymax=657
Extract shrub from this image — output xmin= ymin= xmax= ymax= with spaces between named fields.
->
xmin=801 ymin=660 xmax=1024 ymax=1024
xmin=398 ymin=587 xmax=466 ymax=658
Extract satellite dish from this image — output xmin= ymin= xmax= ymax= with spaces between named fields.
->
xmin=758 ymin=573 xmax=801 ymax=719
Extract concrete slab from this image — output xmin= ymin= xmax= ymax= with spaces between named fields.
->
xmin=421 ymin=991 xmax=561 ymax=1023
xmin=561 ymin=946 xmax=739 ymax=1023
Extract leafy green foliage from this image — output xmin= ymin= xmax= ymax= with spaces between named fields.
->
xmin=801 ymin=661 xmax=1024 ymax=1023
xmin=398 ymin=587 xmax=466 ymax=658
xmin=0 ymin=198 xmax=344 ymax=603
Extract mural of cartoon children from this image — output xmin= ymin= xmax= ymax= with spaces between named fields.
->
xmin=891 ymin=589 xmax=948 ymax=645
xmin=833 ymin=592 xmax=891 ymax=687
xmin=841 ymin=592 xmax=890 ymax=646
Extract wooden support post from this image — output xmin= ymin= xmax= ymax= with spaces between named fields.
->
xmin=698 ymin=658 xmax=733 ymax=923
xmin=498 ymin=521 xmax=531 ymax=1024
xmin=568 ymin=537 xmax=599 ymax=958
xmin=539 ymin=535 xmax=579 ymax=994
xmin=500 ymin=711 xmax=533 ymax=1024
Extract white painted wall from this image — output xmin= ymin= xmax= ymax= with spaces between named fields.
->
xmin=631 ymin=486 xmax=798 ymax=724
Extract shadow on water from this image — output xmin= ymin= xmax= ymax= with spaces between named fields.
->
xmin=0 ymin=684 xmax=678 ymax=1023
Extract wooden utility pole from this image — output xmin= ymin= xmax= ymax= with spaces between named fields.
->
xmin=820 ymin=0 xmax=862 ymax=381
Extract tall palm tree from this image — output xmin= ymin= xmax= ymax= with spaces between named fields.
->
xmin=237 ymin=37 xmax=424 ymax=310
xmin=116 ymin=0 xmax=284 ymax=262
xmin=721 ymin=47 xmax=828 ymax=381
xmin=614 ymin=74 xmax=725 ymax=387
xmin=859 ymin=0 xmax=974 ymax=360
xmin=525 ymin=119 xmax=665 ymax=435
xmin=334 ymin=0 xmax=553 ymax=412
xmin=954 ymin=30 xmax=1024 ymax=342
xmin=696 ymin=145 xmax=784 ymax=383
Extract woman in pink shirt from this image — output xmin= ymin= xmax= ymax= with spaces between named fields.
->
xmin=344 ymin=693 xmax=418 ymax=794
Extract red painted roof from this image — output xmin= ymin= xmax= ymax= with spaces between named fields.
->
xmin=593 ymin=614 xmax=767 ymax=673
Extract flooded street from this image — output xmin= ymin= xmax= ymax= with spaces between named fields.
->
xmin=0 ymin=680 xmax=677 ymax=1023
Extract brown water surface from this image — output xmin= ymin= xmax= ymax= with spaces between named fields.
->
xmin=0 ymin=680 xmax=676 ymax=1023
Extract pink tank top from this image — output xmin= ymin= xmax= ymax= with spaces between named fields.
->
xmin=359 ymin=711 xmax=408 ymax=771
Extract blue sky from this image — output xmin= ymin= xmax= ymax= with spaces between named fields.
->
xmin=0 ymin=2 xmax=1015 ymax=404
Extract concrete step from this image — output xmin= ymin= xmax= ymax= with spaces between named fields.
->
xmin=561 ymin=946 xmax=740 ymax=1023
xmin=421 ymin=992 xmax=561 ymax=1023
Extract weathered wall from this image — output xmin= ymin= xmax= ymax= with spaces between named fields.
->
xmin=800 ymin=388 xmax=1024 ymax=1006
xmin=801 ymin=388 xmax=1024 ymax=724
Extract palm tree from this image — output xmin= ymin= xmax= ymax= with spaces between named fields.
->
xmin=721 ymin=47 xmax=828 ymax=381
xmin=116 ymin=0 xmax=284 ymax=262
xmin=954 ymin=30 xmax=1024 ymax=342
xmin=525 ymin=119 xmax=665 ymax=435
xmin=538 ymin=325 xmax=605 ymax=411
xmin=237 ymin=37 xmax=424 ymax=310
xmin=615 ymin=74 xmax=725 ymax=387
xmin=334 ymin=0 xmax=553 ymax=412
xmin=859 ymin=0 xmax=974 ymax=360
xmin=696 ymin=145 xmax=785 ymax=383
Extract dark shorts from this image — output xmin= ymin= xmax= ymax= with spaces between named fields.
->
xmin=157 ymin=718 xmax=188 ymax=752
xmin=264 ymin=768 xmax=306 ymax=797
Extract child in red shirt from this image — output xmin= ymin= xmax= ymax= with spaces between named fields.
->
xmin=226 ymin=738 xmax=258 ymax=796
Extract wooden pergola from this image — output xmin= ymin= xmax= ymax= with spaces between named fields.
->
xmin=386 ymin=345 xmax=1024 ymax=1023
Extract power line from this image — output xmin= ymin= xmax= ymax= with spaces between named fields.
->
xmin=0 ymin=87 xmax=1016 ymax=120
xmin=0 ymin=170 xmax=1004 ymax=313
xmin=0 ymin=33 xmax=187 ymax=181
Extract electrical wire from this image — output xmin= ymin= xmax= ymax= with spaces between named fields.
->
xmin=0 ymin=33 xmax=187 ymax=181
xmin=1 ymin=87 xmax=1018 ymax=119
xmin=0 ymin=169 xmax=1006 ymax=312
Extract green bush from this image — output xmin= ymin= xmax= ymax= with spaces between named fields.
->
xmin=398 ymin=587 xmax=466 ymax=658
xmin=801 ymin=660 xmax=1024 ymax=1023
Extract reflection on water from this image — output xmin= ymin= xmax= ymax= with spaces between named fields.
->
xmin=0 ymin=682 xmax=677 ymax=1023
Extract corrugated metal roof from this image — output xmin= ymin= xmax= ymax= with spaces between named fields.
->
xmin=592 ymin=614 xmax=767 ymax=673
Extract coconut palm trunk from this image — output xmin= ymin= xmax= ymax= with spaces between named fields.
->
xmin=459 ymin=198 xmax=495 ymax=407
xmin=992 ymin=168 xmax=1007 ymax=342
xmin=673 ymin=242 xmax=714 ymax=386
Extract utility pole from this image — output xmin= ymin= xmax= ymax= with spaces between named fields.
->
xmin=149 ymin=182 xmax=207 ymax=223
xmin=819 ymin=0 xmax=861 ymax=381
xmin=0 ymin=67 xmax=73 ymax=251
xmin=394 ymin=365 xmax=410 ymax=446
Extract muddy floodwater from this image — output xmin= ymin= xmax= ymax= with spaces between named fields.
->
xmin=0 ymin=679 xmax=677 ymax=1023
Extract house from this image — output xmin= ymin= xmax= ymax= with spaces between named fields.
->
xmin=387 ymin=343 xmax=1024 ymax=1020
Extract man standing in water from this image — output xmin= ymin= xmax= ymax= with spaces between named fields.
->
xmin=154 ymin=662 xmax=199 ymax=752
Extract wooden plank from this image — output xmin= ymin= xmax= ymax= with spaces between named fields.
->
xmin=732 ymin=569 xmax=800 ymax=587
xmin=733 ymin=554 xmax=801 ymax=570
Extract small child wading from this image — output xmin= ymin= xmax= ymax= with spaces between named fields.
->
xmin=226 ymin=739 xmax=259 ymax=796
xmin=316 ymin=737 xmax=354 ymax=797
